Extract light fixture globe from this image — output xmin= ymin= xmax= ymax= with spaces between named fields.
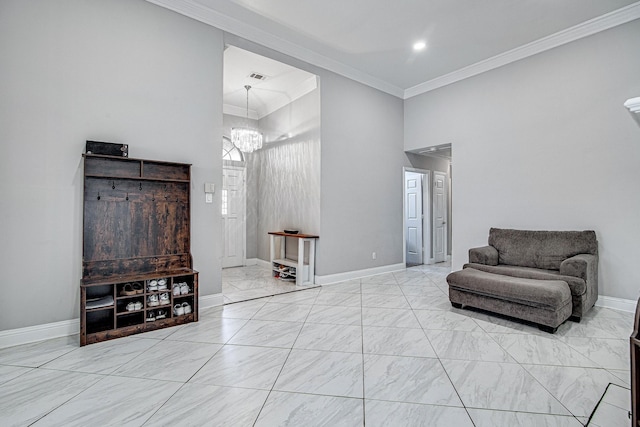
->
xmin=232 ymin=85 xmax=263 ymax=153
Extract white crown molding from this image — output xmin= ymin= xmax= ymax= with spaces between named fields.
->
xmin=223 ymin=103 xmax=259 ymax=119
xmin=225 ymin=77 xmax=317 ymax=119
xmin=260 ymin=75 xmax=318 ymax=119
xmin=624 ymin=97 xmax=640 ymax=113
xmin=146 ymin=0 xmax=404 ymax=98
xmin=405 ymin=2 xmax=640 ymax=98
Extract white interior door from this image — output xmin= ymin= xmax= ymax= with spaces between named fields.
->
xmin=433 ymin=171 xmax=447 ymax=263
xmin=405 ymin=171 xmax=423 ymax=266
xmin=222 ymin=167 xmax=246 ymax=268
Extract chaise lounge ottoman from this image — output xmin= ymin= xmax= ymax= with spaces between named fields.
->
xmin=447 ymin=268 xmax=573 ymax=333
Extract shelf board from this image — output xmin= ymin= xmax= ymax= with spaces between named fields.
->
xmin=84 ymin=174 xmax=190 ymax=183
xmin=86 ymin=305 xmax=114 ymax=313
xmin=272 ymin=258 xmax=308 ymax=268
xmin=82 ymin=268 xmax=197 ymax=287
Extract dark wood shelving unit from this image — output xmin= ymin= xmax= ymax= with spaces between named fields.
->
xmin=80 ymin=154 xmax=198 ymax=346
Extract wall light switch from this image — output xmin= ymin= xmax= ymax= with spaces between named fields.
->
xmin=205 ymin=193 xmax=213 ymax=204
xmin=204 ymin=183 xmax=215 ymax=193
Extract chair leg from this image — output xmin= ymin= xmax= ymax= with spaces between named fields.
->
xmin=451 ymin=302 xmax=462 ymax=309
xmin=538 ymin=324 xmax=558 ymax=334
xmin=569 ymin=315 xmax=581 ymax=323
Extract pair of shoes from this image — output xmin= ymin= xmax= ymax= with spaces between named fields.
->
xmin=121 ymin=283 xmax=136 ymax=296
xmin=146 ymin=309 xmax=167 ymax=322
xmin=147 ymin=280 xmax=158 ymax=291
xmin=148 ymin=294 xmax=159 ymax=307
xmin=159 ymin=293 xmax=170 ymax=305
xmin=172 ymin=282 xmax=190 ymax=295
xmin=157 ymin=278 xmax=167 ymax=291
xmin=173 ymin=302 xmax=192 ymax=316
xmin=133 ymin=282 xmax=143 ymax=294
xmin=126 ymin=301 xmax=143 ymax=311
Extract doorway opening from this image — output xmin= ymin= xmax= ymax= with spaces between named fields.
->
xmin=221 ymin=44 xmax=321 ymax=303
xmin=403 ymin=144 xmax=452 ymax=267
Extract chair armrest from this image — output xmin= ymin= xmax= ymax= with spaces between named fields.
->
xmin=560 ymin=254 xmax=597 ymax=282
xmin=469 ymin=246 xmax=498 ymax=266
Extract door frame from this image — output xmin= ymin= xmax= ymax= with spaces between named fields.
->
xmin=222 ymin=165 xmax=247 ymax=268
xmin=402 ymin=167 xmax=431 ymax=266
xmin=432 ymin=170 xmax=449 ymax=264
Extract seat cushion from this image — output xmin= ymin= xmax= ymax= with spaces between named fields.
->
xmin=447 ymin=268 xmax=572 ymax=310
xmin=464 ymin=263 xmax=587 ymax=296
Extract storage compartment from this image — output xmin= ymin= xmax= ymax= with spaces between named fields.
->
xmin=86 ymin=309 xmax=114 ymax=335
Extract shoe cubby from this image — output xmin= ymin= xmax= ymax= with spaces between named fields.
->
xmin=81 ymin=154 xmax=198 ymax=346
xmin=117 ymin=312 xmax=145 ymax=328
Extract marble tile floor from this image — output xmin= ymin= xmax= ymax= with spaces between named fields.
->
xmin=222 ymin=264 xmax=320 ymax=304
xmin=588 ymin=383 xmax=632 ymax=427
xmin=0 ymin=262 xmax=634 ymax=426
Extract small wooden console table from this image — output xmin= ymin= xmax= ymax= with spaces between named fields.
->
xmin=269 ymin=231 xmax=319 ymax=286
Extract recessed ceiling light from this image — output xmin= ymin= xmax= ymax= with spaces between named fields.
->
xmin=413 ymin=41 xmax=426 ymax=51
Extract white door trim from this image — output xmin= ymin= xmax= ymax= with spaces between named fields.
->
xmin=402 ymin=167 xmax=431 ymax=266
xmin=432 ymin=170 xmax=448 ymax=263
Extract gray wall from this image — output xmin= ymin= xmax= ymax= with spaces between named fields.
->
xmin=0 ymin=0 xmax=224 ymax=331
xmin=405 ymin=20 xmax=640 ymax=300
xmin=255 ymin=89 xmax=321 ymax=262
xmin=319 ymin=73 xmax=406 ymax=275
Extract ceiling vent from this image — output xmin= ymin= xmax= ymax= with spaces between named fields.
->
xmin=248 ymin=72 xmax=267 ymax=81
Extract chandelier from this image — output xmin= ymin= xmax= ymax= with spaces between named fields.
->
xmin=231 ymin=85 xmax=263 ymax=153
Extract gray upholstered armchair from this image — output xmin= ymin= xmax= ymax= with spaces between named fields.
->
xmin=464 ymin=228 xmax=598 ymax=320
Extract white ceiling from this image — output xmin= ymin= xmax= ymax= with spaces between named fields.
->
xmin=150 ymin=0 xmax=640 ymax=98
xmin=223 ymin=46 xmax=316 ymax=119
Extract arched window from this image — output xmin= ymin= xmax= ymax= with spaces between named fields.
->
xmin=222 ymin=136 xmax=244 ymax=162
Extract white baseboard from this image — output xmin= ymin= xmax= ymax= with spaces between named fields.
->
xmin=244 ymin=258 xmax=258 ymax=266
xmin=596 ymin=295 xmax=637 ymax=313
xmin=255 ymin=258 xmax=271 ymax=268
xmin=315 ymin=263 xmax=406 ymax=285
xmin=199 ymin=293 xmax=224 ymax=310
xmin=0 ymin=294 xmax=225 ymax=349
xmin=0 ymin=318 xmax=80 ymax=350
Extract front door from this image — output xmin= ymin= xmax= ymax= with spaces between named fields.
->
xmin=433 ymin=171 xmax=447 ymax=263
xmin=222 ymin=167 xmax=245 ymax=268
xmin=405 ymin=171 xmax=423 ymax=266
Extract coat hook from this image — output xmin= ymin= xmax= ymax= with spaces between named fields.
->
xmin=126 ymin=192 xmax=129 ymax=201
xmin=97 ymin=192 xmax=101 ymax=200
xmin=152 ymin=193 xmax=155 ymax=202
xmin=112 ymin=181 xmax=115 ymax=190
xmin=139 ymin=182 xmax=142 ymax=191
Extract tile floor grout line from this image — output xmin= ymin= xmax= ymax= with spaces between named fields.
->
xmin=26 ymin=368 xmax=112 ymax=426
xmin=359 ymin=279 xmax=367 ymax=426
xmin=251 ymin=287 xmax=320 ymax=426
